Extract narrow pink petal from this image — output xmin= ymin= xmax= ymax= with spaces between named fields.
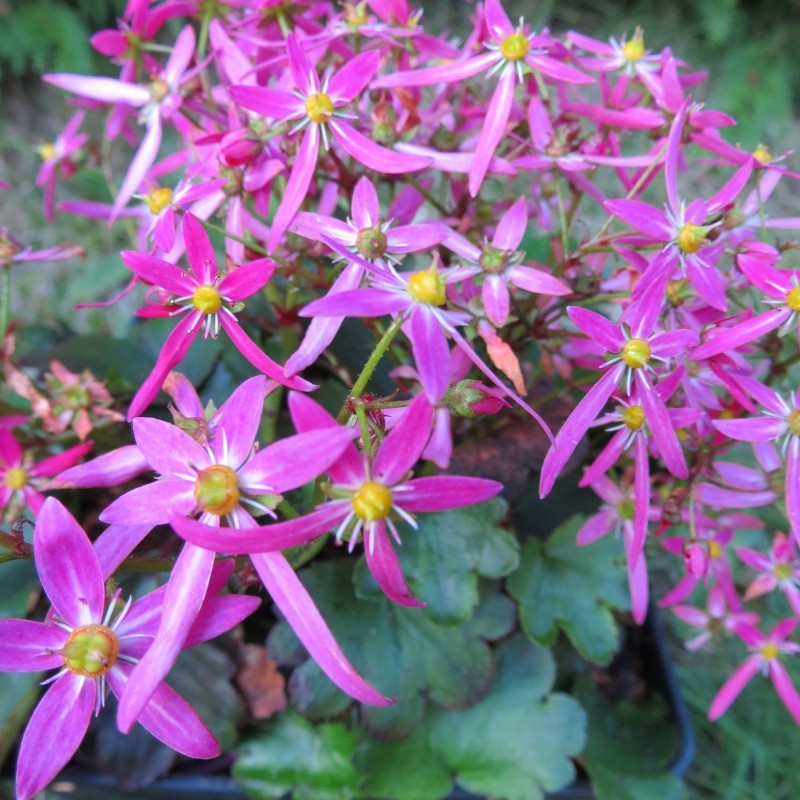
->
xmin=769 ymin=661 xmax=800 ymax=724
xmin=113 ymin=114 xmax=162 ymax=218
xmin=327 ymin=50 xmax=379 ymax=103
xmin=218 ymin=314 xmax=316 ymax=391
xmin=94 ymin=524 xmax=153 ymax=578
xmin=183 ymin=212 xmax=218 ymax=284
xmin=239 ymin=427 xmax=357 ymax=494
xmin=692 ymin=309 xmax=788 ymax=360
xmin=527 ymin=54 xmax=593 ymax=84
xmin=163 ymin=24 xmax=195 ymax=85
xmin=0 ymin=429 xmax=22 ymax=465
xmin=211 ymin=376 xmax=269 ymax=470
xmin=117 ymin=544 xmax=215 ymax=733
xmin=787 ymin=440 xmax=800 ymax=540
xmin=576 ymin=509 xmax=616 ymax=544
xmin=300 ymin=287 xmax=409 ymax=318
xmin=707 ymin=161 xmax=754 ymax=215
xmin=712 ymin=417 xmax=786 ymax=443
xmin=649 ymin=329 xmax=699 ymax=359
xmin=665 ymin=100 xmax=690 ymax=217
xmin=696 ymin=484 xmax=774 ymax=509
xmin=395 ymin=476 xmax=503 ymax=512
xmin=133 ymin=417 xmax=210 ymax=478
xmin=351 ymin=177 xmax=380 ymax=229
xmin=469 ymin=64 xmax=515 ymax=196
xmin=507 ymin=265 xmax=570 ymax=296
xmin=686 ymin=257 xmax=728 ymax=312
xmin=16 ymin=674 xmax=95 ymax=800
xmin=493 ymin=197 xmax=528 ymax=251
xmin=386 ymin=222 xmax=447 ymax=253
xmin=484 ymin=0 xmax=514 ymax=37
xmin=0 ymin=620 xmax=65 ymax=672
xmin=169 ymin=502 xmax=348 ymax=553
xmin=373 ymin=393 xmax=433 ymax=485
xmin=108 ymin=662 xmax=220 ymax=758
xmin=482 ymin=274 xmax=510 ymax=327
xmin=539 ymin=365 xmax=623 ymax=497
xmin=605 ymin=198 xmax=673 ymax=240
xmin=579 ymin=429 xmax=628 ymax=487
xmin=43 ymin=73 xmax=150 ymax=105
xmin=52 ymin=445 xmax=148 ymax=488
xmin=637 ymin=373 xmax=688 ymax=479
xmin=286 ymin=33 xmax=319 ymax=95
xmin=229 ymin=85 xmax=303 ymax=119
xmin=365 ymin=521 xmax=425 ymax=607
xmin=29 ymin=441 xmax=94 ymax=478
xmin=406 ymin=305 xmax=450 ymax=402
xmin=631 ymin=434 xmax=650 ymax=566
xmin=267 ymin=123 xmax=319 ymax=253
xmin=218 ymin=258 xmax=275 ymax=301
xmin=100 ymin=479 xmax=196 ymax=525
xmin=184 ymin=594 xmax=262 ymax=648
xmin=35 ymin=498 xmax=105 ymax=628
xmin=567 ymin=307 xmax=624 ymax=352
xmin=626 ymin=536 xmax=649 ymax=624
xmin=735 ymin=546 xmax=772 ymax=572
xmin=671 ymin=605 xmax=709 ymax=627
xmin=527 ymin=96 xmax=554 ymax=152
xmin=708 ymin=657 xmax=760 ymax=719
xmin=371 ymin=53 xmax=499 ymax=88
xmin=330 ymin=119 xmax=432 ymax=174
xmin=251 ymin=551 xmax=391 ymax=705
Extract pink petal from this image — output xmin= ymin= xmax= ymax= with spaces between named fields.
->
xmin=133 ymin=417 xmax=210 ymax=478
xmin=692 ymin=308 xmax=788 ymax=360
xmin=406 ymin=305 xmax=450 ymax=402
xmin=117 ymin=544 xmax=216 ymax=733
xmin=386 ymin=222 xmax=447 ymax=253
xmin=637 ymin=372 xmax=688 ymax=479
xmin=163 ymin=24 xmax=195 ymax=86
xmin=286 ymin=33 xmax=320 ymax=95
xmin=267 ymin=123 xmax=320 ymax=253
xmin=94 ymin=524 xmax=153 ymax=578
xmin=712 ymin=417 xmax=786 ymax=443
xmin=351 ymin=177 xmax=380 ymax=229
xmin=769 ymin=660 xmax=800 ymax=724
xmin=250 ymin=551 xmax=390 ymax=705
xmin=100 ymin=479 xmax=196 ymax=526
xmin=373 ymin=393 xmax=433 ymax=485
xmin=605 ymin=199 xmax=673 ymax=241
xmin=484 ymin=0 xmax=514 ymax=37
xmin=230 ymin=85 xmax=303 ymax=119
xmin=631 ymin=434 xmax=650 ymax=567
xmin=365 ymin=521 xmax=425 ymax=607
xmin=665 ymin=100 xmax=691 ymax=218
xmin=576 ymin=509 xmax=616 ymax=545
xmin=330 ymin=119 xmax=433 ymax=174
xmin=567 ymin=307 xmax=624 ymax=352
xmin=493 ymin=197 xmax=528 ymax=251
xmin=43 ymin=73 xmax=150 ymax=105
xmin=301 ymin=287 xmax=409 ymax=318
xmin=238 ymin=427 xmax=358 ymax=494
xmin=218 ymin=314 xmax=316 ymax=391
xmin=468 ymin=64 xmax=515 ymax=196
xmin=0 ymin=620 xmax=65 ymax=672
xmin=16 ymin=674 xmax=95 ymax=800
xmin=539 ymin=365 xmax=623 ymax=497
xmin=787 ymin=440 xmax=800 ymax=540
xmin=218 ymin=258 xmax=275 ymax=301
xmin=169 ymin=502 xmax=348 ymax=553
xmin=371 ymin=52 xmax=499 ymax=89
xmin=579 ymin=429 xmax=628 ymax=487
xmin=482 ymin=274 xmax=511 ymax=327
xmin=649 ymin=329 xmax=700 ymax=359
xmin=183 ymin=212 xmax=218 ymax=284
xmin=211 ymin=375 xmax=269 ymax=470
xmin=108 ymin=662 xmax=220 ymax=758
xmin=686 ymin=257 xmax=728 ymax=312
xmin=671 ymin=605 xmax=709 ymax=627
xmin=328 ymin=50 xmax=379 ymax=103
xmin=527 ymin=53 xmax=593 ymax=84
xmin=52 ymin=445 xmax=148 ymax=488
xmin=113 ymin=114 xmax=163 ymax=218
xmin=696 ymin=484 xmax=775 ymax=509
xmin=29 ymin=441 xmax=94 ymax=478
xmin=35 ymin=498 xmax=105 ymax=628
xmin=507 ymin=265 xmax=571 ymax=296
xmin=708 ymin=656 xmax=760 ymax=719
xmin=395 ymin=476 xmax=503 ymax=512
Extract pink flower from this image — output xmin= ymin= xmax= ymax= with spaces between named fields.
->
xmin=737 ymin=532 xmax=800 ymax=617
xmin=373 ymin=0 xmax=591 ymax=195
xmin=708 ymin=619 xmax=800 ymax=723
xmin=169 ymin=392 xmax=502 ymax=608
xmin=230 ymin=34 xmax=431 ymax=252
xmin=0 ymin=498 xmax=258 ymax=800
xmin=35 ymin=112 xmax=88 ymax=222
xmin=122 ymin=212 xmax=313 ymax=419
xmin=672 ymin=586 xmax=759 ymax=651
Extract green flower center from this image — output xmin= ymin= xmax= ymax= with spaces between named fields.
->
xmin=194 ymin=464 xmax=240 ymax=516
xmin=620 ymin=338 xmax=651 ymax=369
xmin=774 ymin=563 xmax=794 ymax=581
xmin=63 ymin=624 xmax=119 ymax=677
xmin=352 ymin=481 xmax=393 ymax=522
xmin=617 ymin=499 xmax=636 ymax=520
xmin=479 ymin=246 xmax=509 ymax=275
xmin=356 ymin=226 xmax=388 ymax=259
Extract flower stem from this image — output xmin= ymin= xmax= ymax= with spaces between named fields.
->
xmin=406 ymin=175 xmax=449 ymax=217
xmin=0 ymin=264 xmax=10 ymax=342
xmin=337 ymin=314 xmax=406 ymax=422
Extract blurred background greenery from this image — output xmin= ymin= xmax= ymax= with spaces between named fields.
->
xmin=0 ymin=1 xmax=799 ymax=797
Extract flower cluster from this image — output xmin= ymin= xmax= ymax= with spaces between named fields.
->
xmin=2 ymin=0 xmax=800 ymax=795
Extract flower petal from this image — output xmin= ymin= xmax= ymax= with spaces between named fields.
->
xmin=364 ymin=520 xmax=425 ymax=607
xmin=327 ymin=50 xmax=379 ymax=103
xmin=210 ymin=375 xmax=269 ymax=470
xmin=121 ymin=251 xmax=194 ymax=294
xmin=330 ymin=119 xmax=432 ymax=174
xmin=708 ymin=656 xmax=760 ymax=720
xmin=405 ymin=305 xmax=450 ymax=402
xmin=395 ymin=476 xmax=503 ymax=512
xmin=373 ymin=393 xmax=433 ymax=485
xmin=0 ymin=619 xmax=65 ymax=672
xmin=99 ymin=479 xmax=197 ymax=525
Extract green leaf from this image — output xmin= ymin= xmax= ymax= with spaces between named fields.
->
xmin=356 ymin=635 xmax=586 ymax=800
xmin=354 ymin=498 xmax=518 ymax=624
xmin=274 ymin=563 xmax=511 ymax=736
xmin=576 ymin=676 xmax=687 ymax=800
xmin=507 ymin=515 xmax=629 ymax=665
xmin=233 ymin=711 xmax=361 ymax=800
xmin=0 ymin=560 xmax=39 ymax=618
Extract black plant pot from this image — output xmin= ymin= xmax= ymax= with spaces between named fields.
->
xmin=7 ymin=605 xmax=693 ymax=800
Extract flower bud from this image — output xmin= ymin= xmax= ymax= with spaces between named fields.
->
xmin=445 ymin=380 xmax=507 ymax=418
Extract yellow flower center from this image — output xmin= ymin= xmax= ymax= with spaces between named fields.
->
xmin=407 ymin=267 xmax=446 ymax=306
xmin=194 ymin=465 xmax=240 ymax=516
xmin=145 ymin=187 xmax=173 ymax=214
xmin=192 ymin=285 xmax=222 ymax=314
xmin=708 ymin=540 xmax=721 ymax=560
xmin=150 ymin=77 xmax=170 ymax=103
xmin=788 ymin=409 xmax=800 ymax=437
xmin=305 ymin=92 xmax=335 ymax=124
xmin=37 ymin=142 xmax=57 ymax=161
xmin=620 ymin=338 xmax=651 ymax=369
xmin=4 ymin=467 xmax=28 ymax=490
xmin=352 ymin=481 xmax=393 ymax=522
xmin=752 ymin=144 xmax=772 ymax=165
xmin=666 ymin=279 xmax=688 ymax=307
xmin=622 ymin=35 xmax=646 ymax=63
xmin=63 ymin=624 xmax=119 ymax=677
xmin=500 ymin=31 xmax=530 ymax=61
xmin=621 ymin=404 xmax=645 ymax=430
xmin=677 ymin=223 xmax=706 ymax=254
xmin=774 ymin=563 xmax=793 ymax=581
xmin=786 ymin=287 xmax=800 ymax=312
xmin=761 ymin=643 xmax=780 ymax=660
xmin=0 ymin=237 xmax=19 ymax=261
